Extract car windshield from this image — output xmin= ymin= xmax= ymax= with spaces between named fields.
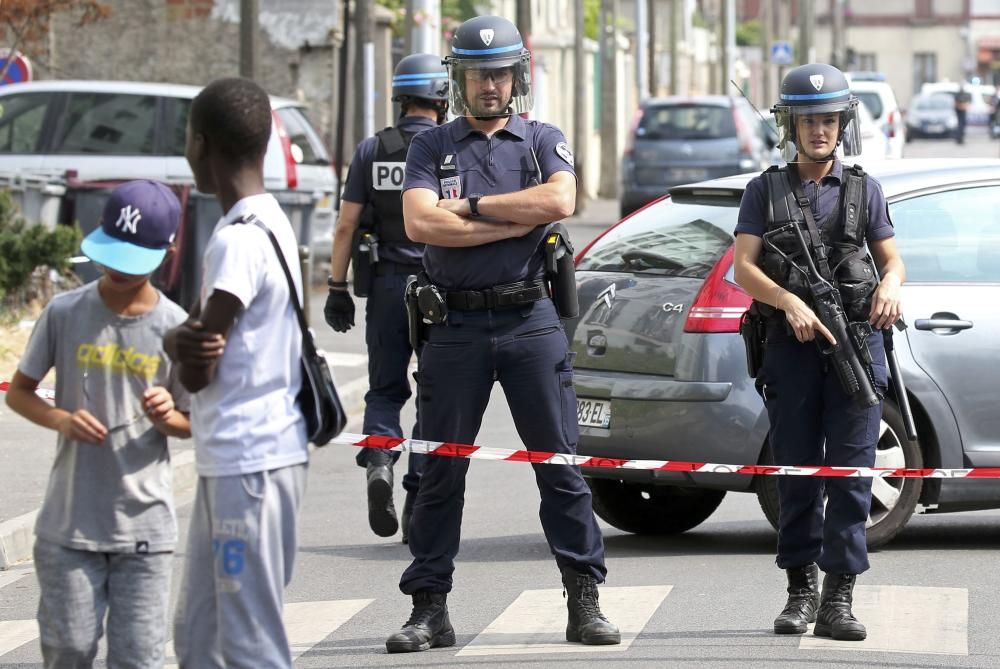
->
xmin=577 ymin=197 xmax=736 ymax=278
xmin=855 ymin=91 xmax=884 ymax=119
xmin=636 ymin=104 xmax=736 ymax=141
xmin=913 ymin=95 xmax=953 ymax=111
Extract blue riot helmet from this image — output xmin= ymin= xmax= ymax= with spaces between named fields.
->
xmin=444 ymin=15 xmax=533 ymax=117
xmin=771 ymin=63 xmax=862 ymax=162
xmin=392 ymin=53 xmax=449 ymax=122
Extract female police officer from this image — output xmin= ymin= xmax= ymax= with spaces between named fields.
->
xmin=733 ymin=63 xmax=905 ymax=641
xmin=382 ymin=15 xmax=619 ymax=653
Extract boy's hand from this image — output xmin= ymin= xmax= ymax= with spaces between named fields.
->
xmin=143 ymin=386 xmax=175 ymax=425
xmin=175 ymin=319 xmax=225 ymax=367
xmin=57 ymin=410 xmax=108 ymax=444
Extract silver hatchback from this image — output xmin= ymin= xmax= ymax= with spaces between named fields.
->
xmin=568 ymin=159 xmax=1000 ymax=548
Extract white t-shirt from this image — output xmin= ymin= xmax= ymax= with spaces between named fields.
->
xmin=191 ymin=193 xmax=308 ymax=476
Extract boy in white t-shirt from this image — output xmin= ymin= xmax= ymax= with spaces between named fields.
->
xmin=165 ymin=78 xmax=308 ymax=668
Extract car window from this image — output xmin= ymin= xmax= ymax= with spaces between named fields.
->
xmin=576 ymin=198 xmax=736 ymax=278
xmin=275 ymin=107 xmax=330 ymax=165
xmin=0 ymin=93 xmax=50 ymax=154
xmin=637 ymin=105 xmax=736 ymax=141
xmin=854 ymin=91 xmax=884 ymax=120
xmin=170 ymin=98 xmax=192 ymax=157
xmin=913 ymin=95 xmax=953 ymax=111
xmin=53 ymin=93 xmax=157 ymax=155
xmin=891 ymin=185 xmax=1000 ymax=283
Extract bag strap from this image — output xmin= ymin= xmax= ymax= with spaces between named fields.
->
xmin=235 ymin=214 xmax=310 ymax=344
xmin=785 ymin=166 xmax=835 ymax=283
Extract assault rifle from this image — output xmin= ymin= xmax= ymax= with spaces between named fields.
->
xmin=763 ymin=223 xmax=880 ymax=409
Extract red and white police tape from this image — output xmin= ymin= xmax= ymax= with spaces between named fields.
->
xmin=3 ymin=380 xmax=998 ymax=479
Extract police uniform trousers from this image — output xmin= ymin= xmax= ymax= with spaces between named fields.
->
xmin=400 ymin=297 xmax=607 ymax=594
xmin=760 ymin=326 xmax=888 ymax=576
xmin=356 ymin=263 xmax=425 ymax=494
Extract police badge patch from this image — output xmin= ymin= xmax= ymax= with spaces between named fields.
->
xmin=555 ymin=142 xmax=574 ymax=166
xmin=440 ymin=175 xmax=462 ymax=199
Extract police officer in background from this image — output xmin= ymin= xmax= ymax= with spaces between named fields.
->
xmin=382 ymin=15 xmax=620 ymax=653
xmin=324 ymin=53 xmax=448 ymax=541
xmin=733 ymin=63 xmax=905 ymax=641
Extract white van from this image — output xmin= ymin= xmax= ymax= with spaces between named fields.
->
xmin=850 ymin=80 xmax=906 ymax=159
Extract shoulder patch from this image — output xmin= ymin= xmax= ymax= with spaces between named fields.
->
xmin=555 ymin=142 xmax=574 ymax=166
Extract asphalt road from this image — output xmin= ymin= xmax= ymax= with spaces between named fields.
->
xmin=2 ymin=130 xmax=999 ymax=667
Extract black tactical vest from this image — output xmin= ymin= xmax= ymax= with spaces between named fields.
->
xmin=757 ymin=165 xmax=879 ymax=322
xmin=365 ymin=127 xmax=419 ymax=247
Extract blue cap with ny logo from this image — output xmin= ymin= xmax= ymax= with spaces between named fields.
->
xmin=81 ymin=180 xmax=182 ymax=276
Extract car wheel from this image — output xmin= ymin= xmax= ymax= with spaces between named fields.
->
xmin=587 ymin=479 xmax=726 ymax=535
xmin=755 ymin=399 xmax=923 ymax=549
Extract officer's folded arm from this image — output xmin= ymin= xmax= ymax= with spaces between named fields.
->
xmin=403 ymin=187 xmax=532 ymax=247
xmin=475 ymin=172 xmax=577 ymax=226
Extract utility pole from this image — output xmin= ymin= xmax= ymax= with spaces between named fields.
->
xmin=334 ymin=0 xmax=351 ymax=208
xmin=798 ymin=0 xmax=814 ymax=65
xmin=598 ymin=0 xmax=618 ymax=199
xmin=355 ymin=0 xmax=375 ymax=141
xmin=404 ymin=0 xmax=414 ymax=54
xmin=761 ymin=0 xmax=772 ymax=104
xmin=411 ymin=0 xmax=441 ymax=55
xmin=832 ymin=0 xmax=846 ymax=69
xmin=720 ymin=0 xmax=732 ymax=94
xmin=574 ymin=0 xmax=588 ymax=213
xmin=648 ymin=0 xmax=657 ymax=96
xmin=239 ymin=0 xmax=259 ymax=80
xmin=670 ymin=0 xmax=680 ymax=95
xmin=777 ymin=0 xmax=790 ymax=82
xmin=636 ymin=0 xmax=649 ymax=100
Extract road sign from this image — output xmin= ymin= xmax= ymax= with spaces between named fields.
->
xmin=771 ymin=41 xmax=794 ymax=67
xmin=0 ymin=50 xmax=32 ymax=86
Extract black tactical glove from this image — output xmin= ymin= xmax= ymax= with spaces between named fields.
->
xmin=324 ymin=289 xmax=355 ymax=333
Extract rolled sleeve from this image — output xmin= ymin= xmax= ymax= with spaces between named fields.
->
xmin=341 ymin=138 xmax=376 ymax=205
xmin=534 ymin=123 xmax=576 ymax=180
xmin=201 ymin=226 xmax=266 ymax=310
xmin=735 ymin=175 xmax=767 ymax=238
xmin=402 ymin=132 xmax=441 ymax=194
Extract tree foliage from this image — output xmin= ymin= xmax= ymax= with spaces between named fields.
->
xmin=0 ymin=191 xmax=80 ymax=305
xmin=0 ymin=0 xmax=111 ymax=79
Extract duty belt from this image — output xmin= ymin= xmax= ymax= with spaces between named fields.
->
xmin=445 ymin=279 xmax=548 ymax=311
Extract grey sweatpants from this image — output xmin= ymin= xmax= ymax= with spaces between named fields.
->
xmin=33 ymin=538 xmax=172 ymax=669
xmin=173 ymin=463 xmax=307 ymax=669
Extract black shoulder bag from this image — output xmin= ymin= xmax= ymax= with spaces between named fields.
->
xmin=242 ymin=214 xmax=347 ymax=445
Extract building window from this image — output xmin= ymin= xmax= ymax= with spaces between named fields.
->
xmin=857 ymin=52 xmax=878 ymax=72
xmin=914 ymin=53 xmax=937 ymax=96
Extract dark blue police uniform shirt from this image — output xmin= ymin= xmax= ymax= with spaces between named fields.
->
xmin=342 ymin=115 xmax=438 ymax=264
xmin=735 ymin=160 xmax=894 ymax=243
xmin=402 ymin=113 xmax=576 ymax=290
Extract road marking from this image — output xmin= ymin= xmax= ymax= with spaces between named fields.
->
xmin=799 ymin=585 xmax=968 ymax=655
xmin=0 ymin=619 xmax=36 ymax=657
xmin=0 ymin=568 xmax=31 ymax=591
xmin=457 ymin=585 xmax=671 ymax=656
xmin=323 ymin=352 xmax=368 ymax=368
xmin=163 ymin=598 xmax=374 ymax=666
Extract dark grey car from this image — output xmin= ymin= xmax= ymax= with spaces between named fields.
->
xmin=568 ymin=159 xmax=1000 ymax=548
xmin=619 ymin=96 xmax=774 ymax=218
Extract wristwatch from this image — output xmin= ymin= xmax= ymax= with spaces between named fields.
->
xmin=468 ymin=193 xmax=483 ymax=217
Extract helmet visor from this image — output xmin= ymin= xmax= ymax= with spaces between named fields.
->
xmin=446 ymin=54 xmax=533 ymax=117
xmin=773 ymin=100 xmax=862 ymax=162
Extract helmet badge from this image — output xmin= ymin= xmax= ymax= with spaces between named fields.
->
xmin=480 ymin=29 xmax=495 ymax=46
xmin=810 ymin=74 xmax=825 ymax=91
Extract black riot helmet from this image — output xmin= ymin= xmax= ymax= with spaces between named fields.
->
xmin=771 ymin=63 xmax=862 ymax=162
xmin=392 ymin=53 xmax=449 ymax=103
xmin=443 ymin=15 xmax=533 ymax=117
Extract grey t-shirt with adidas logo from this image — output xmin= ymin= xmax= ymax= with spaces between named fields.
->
xmin=19 ymin=282 xmax=190 ymax=553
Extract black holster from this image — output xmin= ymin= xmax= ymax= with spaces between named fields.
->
xmin=351 ymin=227 xmax=380 ymax=297
xmin=404 ymin=275 xmax=426 ymax=351
xmin=740 ymin=302 xmax=767 ymax=378
xmin=543 ymin=222 xmax=579 ymax=319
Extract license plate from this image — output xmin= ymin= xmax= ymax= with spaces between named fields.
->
xmin=577 ymin=398 xmax=611 ymax=429
xmin=670 ymin=168 xmax=708 ymax=182
xmin=925 ymin=124 xmax=944 ymax=134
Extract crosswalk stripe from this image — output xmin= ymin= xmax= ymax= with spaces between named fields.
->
xmin=456 ymin=585 xmax=672 ymax=656
xmin=162 ymin=598 xmax=374 ymax=667
xmin=0 ymin=569 xmax=30 ymax=591
xmin=799 ymin=585 xmax=968 ymax=656
xmin=0 ymin=619 xmax=36 ymax=657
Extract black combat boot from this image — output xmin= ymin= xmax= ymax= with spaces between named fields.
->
xmin=561 ymin=569 xmax=621 ymax=645
xmin=813 ymin=573 xmax=866 ymax=641
xmin=366 ymin=463 xmax=398 ymax=537
xmin=385 ymin=592 xmax=456 ymax=653
xmin=773 ymin=563 xmax=820 ymax=634
xmin=400 ymin=490 xmax=416 ymax=545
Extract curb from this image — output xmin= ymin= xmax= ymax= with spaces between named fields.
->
xmin=0 ymin=374 xmax=371 ymax=570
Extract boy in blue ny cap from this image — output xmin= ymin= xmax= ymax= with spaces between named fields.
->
xmin=5 ymin=179 xmax=192 ymax=668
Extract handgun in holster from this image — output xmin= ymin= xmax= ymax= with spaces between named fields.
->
xmin=404 ymin=275 xmax=425 ymax=351
xmin=739 ymin=302 xmax=767 ymax=378
xmin=350 ymin=227 xmax=380 ymax=298
xmin=543 ymin=222 xmax=579 ymax=319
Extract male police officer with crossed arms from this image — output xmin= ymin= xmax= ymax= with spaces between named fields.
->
xmin=382 ymin=15 xmax=620 ymax=653
xmin=325 ymin=54 xmax=448 ymax=541
xmin=733 ymin=63 xmax=906 ymax=641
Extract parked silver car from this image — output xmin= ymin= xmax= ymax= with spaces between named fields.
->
xmin=905 ymin=93 xmax=958 ymax=140
xmin=569 ymin=159 xmax=1000 ymax=548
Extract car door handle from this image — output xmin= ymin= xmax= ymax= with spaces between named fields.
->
xmin=914 ymin=318 xmax=973 ymax=332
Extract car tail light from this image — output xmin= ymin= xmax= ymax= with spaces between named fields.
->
xmin=887 ymin=109 xmax=898 ymax=139
xmin=683 ymin=246 xmax=752 ymax=333
xmin=271 ymin=111 xmax=299 ymax=190
xmin=622 ymin=108 xmax=644 ymax=158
